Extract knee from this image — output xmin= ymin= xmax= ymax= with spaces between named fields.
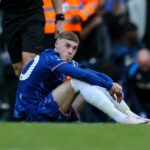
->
xmin=12 ymin=62 xmax=23 ymax=76
xmin=14 ymin=70 xmax=21 ymax=76
xmin=22 ymin=52 xmax=37 ymax=65
xmin=71 ymin=78 xmax=90 ymax=93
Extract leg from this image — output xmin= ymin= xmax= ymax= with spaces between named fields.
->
xmin=96 ymin=87 xmax=136 ymax=115
xmin=22 ymin=52 xmax=36 ymax=66
xmin=71 ymin=78 xmax=148 ymax=124
xmin=12 ymin=61 xmax=23 ymax=76
xmin=12 ymin=52 xmax=36 ymax=76
xmin=52 ymin=81 xmax=78 ymax=114
xmin=14 ymin=80 xmax=79 ymax=122
xmin=53 ymin=82 xmax=85 ymax=118
xmin=3 ymin=21 xmax=23 ymax=76
xmin=96 ymin=86 xmax=149 ymax=121
xmin=72 ymin=94 xmax=85 ymax=114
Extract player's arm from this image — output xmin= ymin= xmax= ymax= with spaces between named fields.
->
xmin=70 ymin=61 xmax=113 ymax=83
xmin=86 ymin=68 xmax=113 ymax=83
xmin=55 ymin=63 xmax=113 ymax=90
xmin=51 ymin=0 xmax=64 ymax=34
xmin=51 ymin=0 xmax=63 ymax=14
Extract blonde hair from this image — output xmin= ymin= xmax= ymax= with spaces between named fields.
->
xmin=56 ymin=32 xmax=80 ymax=45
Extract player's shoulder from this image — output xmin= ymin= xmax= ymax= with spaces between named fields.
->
xmin=40 ymin=49 xmax=60 ymax=59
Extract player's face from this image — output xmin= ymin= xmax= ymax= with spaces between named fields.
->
xmin=55 ymin=39 xmax=78 ymax=61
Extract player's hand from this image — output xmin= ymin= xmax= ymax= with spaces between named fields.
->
xmin=109 ymin=83 xmax=123 ymax=103
xmin=55 ymin=20 xmax=64 ymax=37
xmin=71 ymin=15 xmax=82 ymax=24
xmin=115 ymin=91 xmax=123 ymax=103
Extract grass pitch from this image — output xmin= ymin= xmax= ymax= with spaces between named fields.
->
xmin=0 ymin=123 xmax=149 ymax=150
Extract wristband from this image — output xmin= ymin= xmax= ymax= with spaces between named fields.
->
xmin=55 ymin=14 xmax=65 ymax=23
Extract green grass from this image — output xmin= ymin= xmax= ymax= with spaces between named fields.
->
xmin=0 ymin=123 xmax=149 ymax=150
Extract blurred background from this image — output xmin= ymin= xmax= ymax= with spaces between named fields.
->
xmin=0 ymin=0 xmax=150 ymax=122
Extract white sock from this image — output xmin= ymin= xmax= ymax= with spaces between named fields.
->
xmin=71 ymin=79 xmax=128 ymax=123
xmin=96 ymin=86 xmax=141 ymax=119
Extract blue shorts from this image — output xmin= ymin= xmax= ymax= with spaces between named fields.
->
xmin=14 ymin=93 xmax=78 ymax=122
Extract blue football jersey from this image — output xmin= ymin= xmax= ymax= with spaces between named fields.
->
xmin=17 ymin=49 xmax=68 ymax=103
